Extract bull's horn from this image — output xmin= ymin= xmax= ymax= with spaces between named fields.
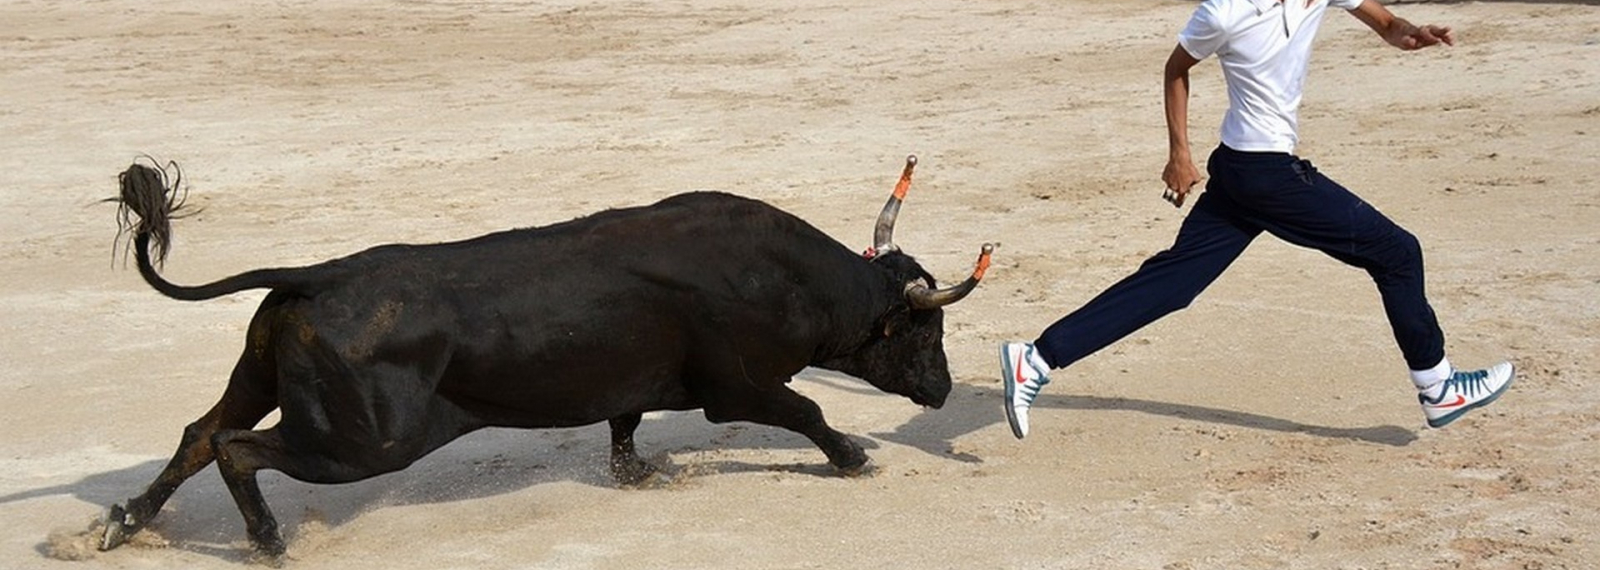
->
xmin=872 ymin=155 xmax=917 ymax=254
xmin=906 ymin=243 xmax=995 ymax=309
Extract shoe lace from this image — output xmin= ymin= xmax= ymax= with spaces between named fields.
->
xmin=1445 ymin=369 xmax=1490 ymax=397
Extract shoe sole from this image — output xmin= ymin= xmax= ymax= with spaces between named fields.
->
xmin=1426 ymin=363 xmax=1516 ymax=429
xmin=999 ymin=344 xmax=1026 ymax=439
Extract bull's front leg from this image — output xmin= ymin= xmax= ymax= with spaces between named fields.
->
xmin=701 ymin=384 xmax=870 ymax=476
xmin=608 ymin=413 xmax=660 ymax=486
xmin=802 ymin=421 xmax=871 ymax=476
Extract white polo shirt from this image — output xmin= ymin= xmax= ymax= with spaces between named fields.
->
xmin=1178 ymin=0 xmax=1364 ymax=153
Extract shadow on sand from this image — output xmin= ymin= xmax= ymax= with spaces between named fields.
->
xmin=8 ymin=371 xmax=1414 ymax=562
xmin=870 ymin=380 xmax=1419 ymax=463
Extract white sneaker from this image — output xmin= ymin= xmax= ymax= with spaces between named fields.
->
xmin=1419 ymin=361 xmax=1514 ymax=428
xmin=1000 ymin=342 xmax=1051 ymax=439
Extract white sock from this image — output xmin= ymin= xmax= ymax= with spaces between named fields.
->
xmin=1028 ymin=347 xmax=1052 ymax=374
xmin=1411 ymin=357 xmax=1452 ymax=398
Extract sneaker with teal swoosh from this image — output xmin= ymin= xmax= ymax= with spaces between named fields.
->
xmin=1419 ymin=361 xmax=1515 ymax=428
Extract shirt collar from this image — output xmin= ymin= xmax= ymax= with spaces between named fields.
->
xmin=1250 ymin=0 xmax=1320 ymax=37
xmin=1249 ymin=0 xmax=1322 ymax=13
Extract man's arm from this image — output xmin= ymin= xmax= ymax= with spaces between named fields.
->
xmin=1162 ymin=44 xmax=1204 ymax=208
xmin=1349 ymin=0 xmax=1454 ymax=50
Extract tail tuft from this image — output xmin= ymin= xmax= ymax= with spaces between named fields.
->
xmin=111 ymin=157 xmax=195 ymax=267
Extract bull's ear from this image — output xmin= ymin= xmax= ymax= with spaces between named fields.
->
xmin=879 ymin=307 xmax=910 ymax=338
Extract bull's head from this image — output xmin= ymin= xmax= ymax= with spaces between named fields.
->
xmin=819 ymin=156 xmax=993 ymax=409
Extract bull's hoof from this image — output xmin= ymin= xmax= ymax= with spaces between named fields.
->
xmin=99 ymin=504 xmax=132 ymax=551
xmin=834 ymin=457 xmax=876 ymax=478
xmin=611 ymin=458 xmax=664 ymax=487
xmin=247 ymin=536 xmax=288 ymax=567
xmin=246 ymin=549 xmax=287 ymax=568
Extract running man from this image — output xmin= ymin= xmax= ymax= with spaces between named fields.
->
xmin=1000 ymin=0 xmax=1513 ymax=438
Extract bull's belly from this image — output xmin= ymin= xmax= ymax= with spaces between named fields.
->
xmin=438 ymin=360 xmax=700 ymax=429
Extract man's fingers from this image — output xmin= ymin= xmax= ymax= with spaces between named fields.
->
xmin=1433 ymin=25 xmax=1455 ymax=46
xmin=1163 ymin=173 xmax=1200 ymax=208
xmin=1413 ymin=25 xmax=1453 ymax=48
xmin=1161 ymin=187 xmax=1185 ymax=208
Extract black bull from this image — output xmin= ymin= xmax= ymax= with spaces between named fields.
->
xmin=100 ymin=156 xmax=993 ymax=558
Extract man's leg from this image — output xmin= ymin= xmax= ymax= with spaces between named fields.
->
xmin=1033 ymin=192 xmax=1259 ymax=368
xmin=1224 ymin=153 xmax=1512 ymax=427
xmin=1002 ymin=165 xmax=1260 ymax=438
xmin=1222 ymin=155 xmax=1443 ymax=371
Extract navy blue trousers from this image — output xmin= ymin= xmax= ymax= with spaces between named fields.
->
xmin=1034 ymin=144 xmax=1445 ymax=372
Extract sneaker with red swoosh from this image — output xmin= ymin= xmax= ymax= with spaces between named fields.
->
xmin=1419 ymin=361 xmax=1515 ymax=428
xmin=1000 ymin=342 xmax=1052 ymax=439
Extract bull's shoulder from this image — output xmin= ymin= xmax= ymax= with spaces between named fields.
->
xmin=650 ymin=191 xmax=787 ymax=219
xmin=650 ymin=191 xmax=820 ymax=234
xmin=652 ymin=190 xmax=760 ymax=207
xmin=528 ymin=191 xmax=819 ymax=245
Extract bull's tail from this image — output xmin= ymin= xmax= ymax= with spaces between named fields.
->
xmin=112 ymin=158 xmax=322 ymax=301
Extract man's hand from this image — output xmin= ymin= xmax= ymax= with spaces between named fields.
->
xmin=1162 ymin=158 xmax=1202 ymax=208
xmin=1351 ymin=0 xmax=1455 ymax=51
xmin=1388 ymin=22 xmax=1454 ymax=50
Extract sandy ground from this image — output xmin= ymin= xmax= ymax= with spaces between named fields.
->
xmin=2 ymin=0 xmax=1598 ymax=568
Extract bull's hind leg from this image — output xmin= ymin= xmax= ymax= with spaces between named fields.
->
xmin=608 ymin=413 xmax=659 ymax=485
xmin=209 ymin=428 xmax=296 ymax=559
xmin=102 ymin=356 xmax=278 ymax=551
xmin=208 ymin=419 xmax=476 ymax=560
